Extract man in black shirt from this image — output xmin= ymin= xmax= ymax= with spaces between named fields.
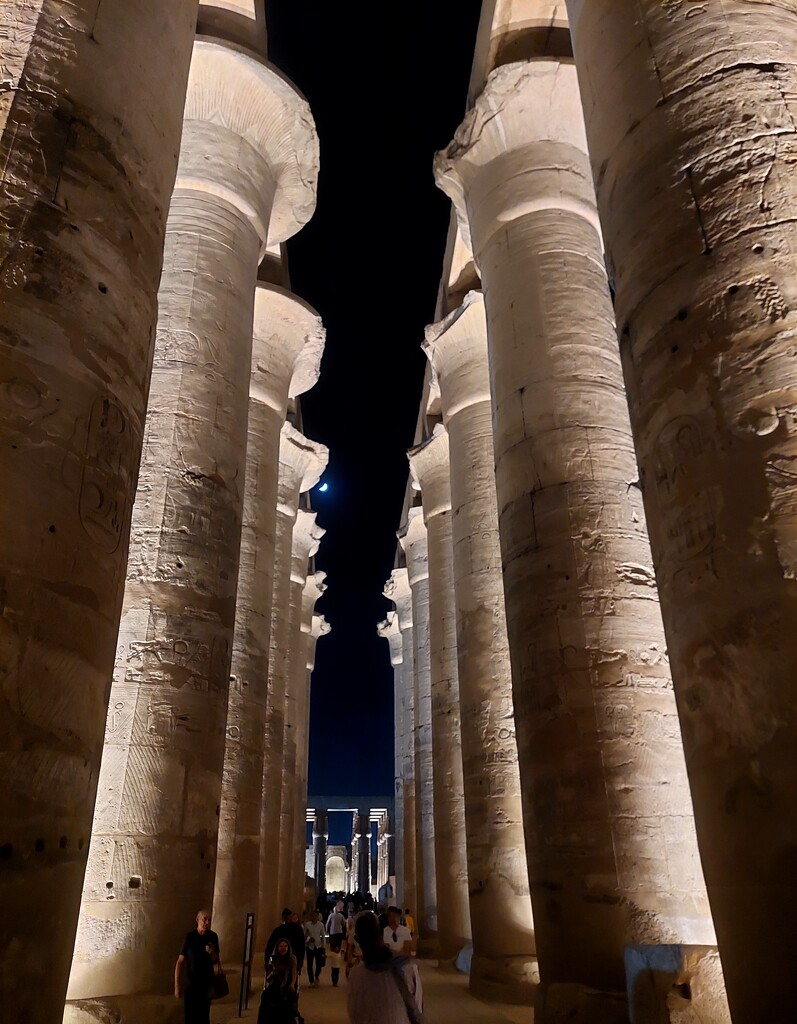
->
xmin=265 ymin=907 xmax=306 ymax=974
xmin=174 ymin=909 xmax=220 ymax=1024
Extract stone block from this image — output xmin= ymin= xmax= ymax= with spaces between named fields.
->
xmin=625 ymin=945 xmax=731 ymax=1024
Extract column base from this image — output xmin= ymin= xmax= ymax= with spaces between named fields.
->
xmin=625 ymin=945 xmax=731 ymax=1024
xmin=63 ymin=994 xmax=183 ymax=1024
xmin=470 ymin=953 xmax=539 ymax=1004
xmin=535 ymin=983 xmax=628 ymax=1023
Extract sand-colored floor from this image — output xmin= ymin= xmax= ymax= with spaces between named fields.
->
xmin=212 ymin=960 xmax=532 ymax=1024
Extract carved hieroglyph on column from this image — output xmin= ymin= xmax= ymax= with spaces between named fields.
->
xmin=399 ymin=508 xmax=438 ymax=944
xmin=383 ymin=569 xmax=418 ymax=917
xmin=409 ymin=426 xmax=472 ymax=958
xmin=436 ymin=59 xmax=723 ymax=1018
xmin=0 ymin=4 xmax=198 ymax=1016
xmin=566 ymin=3 xmax=797 ymax=1018
xmin=290 ymin=578 xmax=330 ymax=905
xmin=377 ymin=612 xmax=404 ymax=901
xmin=276 ymin=511 xmax=324 ymax=913
xmin=260 ymin=431 xmax=327 ymax=936
xmin=424 ymin=296 xmax=537 ymax=1004
xmin=67 ymin=30 xmax=319 ymax=1015
xmin=213 ymin=286 xmax=324 ymax=956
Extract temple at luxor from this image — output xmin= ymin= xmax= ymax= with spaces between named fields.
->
xmin=2 ymin=1 xmax=796 ymax=1022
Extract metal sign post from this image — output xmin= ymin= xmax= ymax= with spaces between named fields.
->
xmin=238 ymin=912 xmax=255 ymax=1017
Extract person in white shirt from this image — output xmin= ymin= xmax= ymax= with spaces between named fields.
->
xmin=382 ymin=906 xmax=413 ymax=955
xmin=303 ymin=911 xmax=326 ymax=986
xmin=326 ymin=907 xmax=346 ymax=952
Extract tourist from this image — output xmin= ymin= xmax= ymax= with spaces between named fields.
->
xmin=327 ymin=943 xmax=344 ymax=987
xmin=174 ymin=909 xmax=220 ymax=1024
xmin=304 ymin=909 xmax=326 ymax=986
xmin=383 ymin=906 xmax=413 ymax=954
xmin=346 ymin=912 xmax=422 ymax=1024
xmin=265 ymin=908 xmax=306 ymax=978
xmin=258 ymin=938 xmax=298 ymax=1024
xmin=403 ymin=908 xmax=415 ymax=936
xmin=326 ymin=903 xmax=346 ymax=952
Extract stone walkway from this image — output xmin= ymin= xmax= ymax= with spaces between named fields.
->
xmin=211 ymin=961 xmax=532 ymax=1024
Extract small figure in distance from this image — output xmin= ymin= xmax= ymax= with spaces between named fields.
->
xmin=174 ymin=908 xmax=219 ymax=1024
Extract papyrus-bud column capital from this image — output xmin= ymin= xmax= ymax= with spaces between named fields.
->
xmin=68 ymin=30 xmax=320 ymax=1008
xmin=436 ymin=58 xmax=720 ymax=1017
xmin=424 ymin=292 xmax=537 ymax=1003
xmin=0 ymin=4 xmax=199 ymax=1015
xmin=383 ymin=569 xmax=418 ymax=917
xmin=213 ymin=285 xmax=325 ymax=955
xmin=565 ymin=3 xmax=797 ymax=1017
xmin=399 ymin=508 xmax=437 ymax=944
xmin=408 ymin=426 xmax=471 ymax=957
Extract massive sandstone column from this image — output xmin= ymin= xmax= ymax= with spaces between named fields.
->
xmin=399 ymin=508 xmax=438 ymax=943
xmin=0 ymin=3 xmax=198 ymax=1015
xmin=436 ymin=59 xmax=722 ymax=1017
xmin=383 ymin=569 xmax=418 ymax=917
xmin=259 ymin=425 xmax=327 ymax=937
xmin=290 ymin=576 xmax=329 ymax=905
xmin=377 ymin=612 xmax=405 ymax=901
xmin=423 ymin=295 xmax=536 ymax=1003
xmin=66 ymin=25 xmax=318 ymax=1019
xmin=565 ymin=3 xmax=797 ymax=1018
xmin=213 ymin=286 xmax=324 ymax=957
xmin=276 ymin=509 xmax=325 ymax=915
xmin=408 ymin=427 xmax=471 ymax=958
xmin=313 ymin=810 xmax=329 ymax=895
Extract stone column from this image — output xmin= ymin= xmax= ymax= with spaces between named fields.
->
xmin=423 ymin=296 xmax=536 ymax=1003
xmin=383 ymin=569 xmax=417 ymax=917
xmin=377 ymin=612 xmax=404 ymax=901
xmin=564 ymin=4 xmax=797 ymax=1017
xmin=354 ymin=812 xmax=371 ymax=895
xmin=213 ymin=285 xmax=324 ymax=956
xmin=66 ymin=29 xmax=318 ymax=1018
xmin=313 ymin=810 xmax=329 ymax=895
xmin=409 ymin=426 xmax=471 ymax=958
xmin=276 ymin=511 xmax=324 ymax=912
xmin=0 ymin=4 xmax=198 ymax=1015
xmin=259 ymin=425 xmax=327 ymax=939
xmin=436 ymin=58 xmax=722 ymax=1017
xmin=290 ymin=578 xmax=329 ymax=905
xmin=399 ymin=509 xmax=438 ymax=944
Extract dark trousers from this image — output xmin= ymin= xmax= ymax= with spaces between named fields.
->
xmin=331 ymin=967 xmax=340 ymax=987
xmin=184 ymin=987 xmax=211 ymax=1024
xmin=306 ymin=947 xmax=324 ymax=982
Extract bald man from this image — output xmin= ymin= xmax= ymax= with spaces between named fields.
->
xmin=174 ymin=909 xmax=220 ymax=1024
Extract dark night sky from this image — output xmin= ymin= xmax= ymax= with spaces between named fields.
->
xmin=265 ymin=2 xmax=483 ymax=813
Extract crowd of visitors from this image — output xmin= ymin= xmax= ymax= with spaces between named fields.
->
xmin=174 ymin=893 xmax=423 ymax=1024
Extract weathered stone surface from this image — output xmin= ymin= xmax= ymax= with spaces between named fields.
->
xmin=383 ymin=568 xmax=418 ymax=917
xmin=436 ymin=59 xmax=722 ymax=1020
xmin=66 ymin=27 xmax=320 ymax=1011
xmin=259 ymin=426 xmax=326 ymax=937
xmin=213 ymin=286 xmax=324 ymax=958
xmin=566 ymin=2 xmax=797 ymax=1018
xmin=399 ymin=508 xmax=438 ymax=943
xmin=625 ymin=945 xmax=731 ymax=1024
xmin=0 ymin=3 xmax=198 ymax=1017
xmin=424 ymin=294 xmax=537 ymax=1003
xmin=409 ymin=426 xmax=472 ymax=958
xmin=377 ymin=611 xmax=405 ymax=902
xmin=288 ymin=573 xmax=328 ymax=906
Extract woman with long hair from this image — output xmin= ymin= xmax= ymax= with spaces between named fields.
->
xmin=346 ymin=911 xmax=422 ymax=1024
xmin=258 ymin=938 xmax=298 ymax=1024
